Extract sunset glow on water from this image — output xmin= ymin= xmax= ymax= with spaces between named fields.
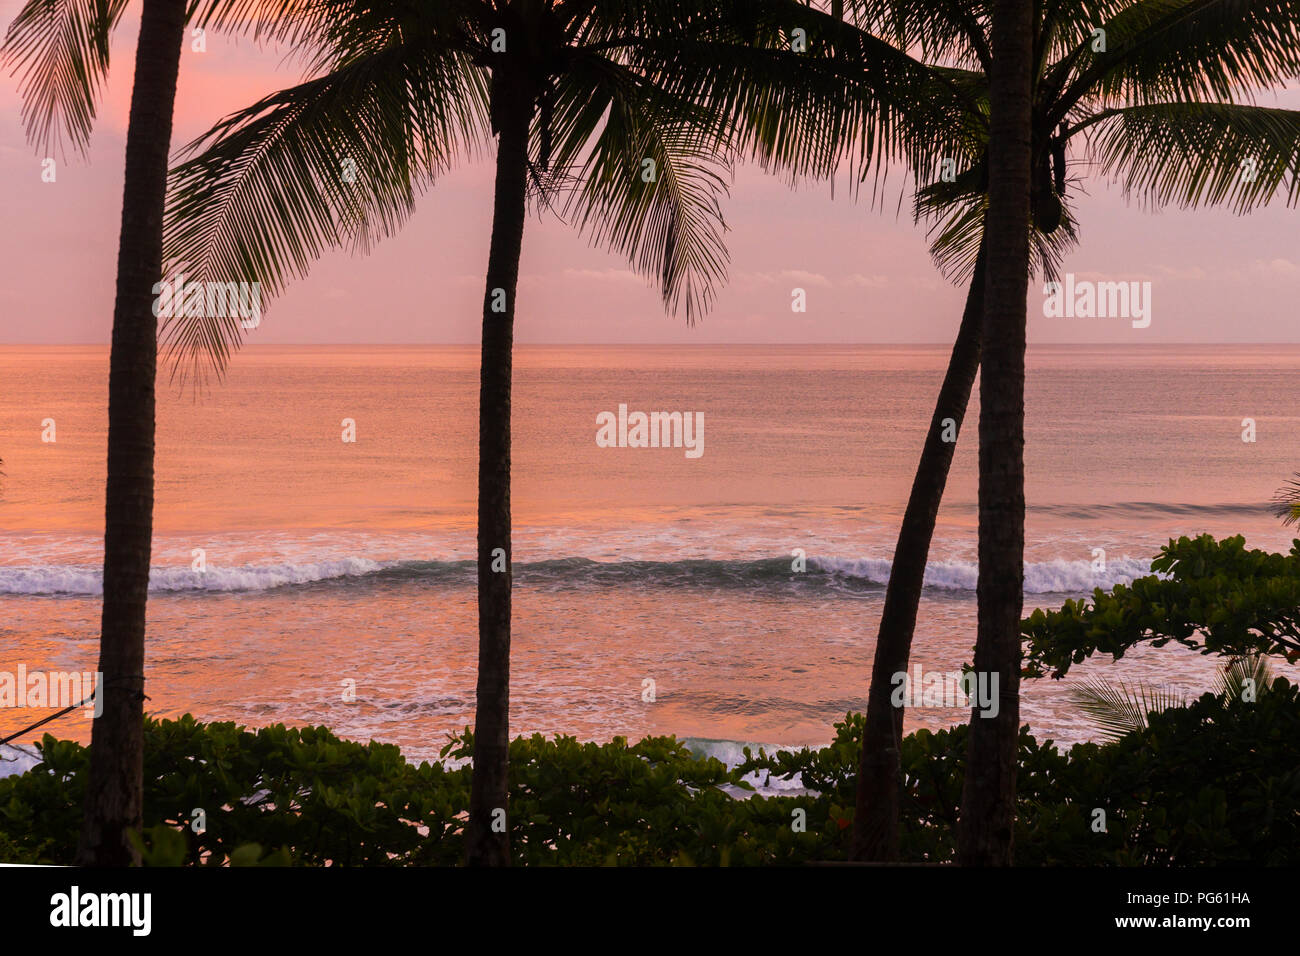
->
xmin=5 ymin=343 xmax=1298 ymax=766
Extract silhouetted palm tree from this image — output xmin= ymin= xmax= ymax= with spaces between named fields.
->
xmin=2 ymin=0 xmax=307 ymax=867
xmin=844 ymin=0 xmax=1300 ymax=861
xmin=4 ymin=0 xmax=187 ymax=866
xmin=955 ymin=0 xmax=1032 ymax=866
xmin=161 ymin=0 xmax=943 ymax=865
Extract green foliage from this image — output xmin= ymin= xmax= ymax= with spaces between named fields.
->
xmin=1067 ymin=677 xmax=1187 ymax=741
xmin=1218 ymin=651 xmax=1273 ymax=701
xmin=129 ymin=824 xmax=190 ymax=867
xmin=0 ymin=827 xmax=49 ymax=864
xmin=1070 ymin=678 xmax=1300 ymax=866
xmin=442 ymin=728 xmax=832 ymax=866
xmin=5 ymin=679 xmax=1298 ymax=865
xmin=1067 ymin=652 xmax=1275 ymax=741
xmin=742 ymin=680 xmax=1300 ymax=865
xmin=1023 ymin=534 xmax=1300 ymax=679
xmin=0 ymin=716 xmax=468 ymax=866
xmin=129 ymin=824 xmax=293 ymax=867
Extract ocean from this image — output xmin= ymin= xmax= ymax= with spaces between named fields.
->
xmin=3 ymin=343 xmax=1299 ymax=771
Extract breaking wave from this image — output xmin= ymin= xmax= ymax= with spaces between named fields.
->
xmin=0 ymin=553 xmax=1155 ymax=596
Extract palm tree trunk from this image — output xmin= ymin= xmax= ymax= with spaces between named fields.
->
xmin=851 ymin=237 xmax=986 ymax=862
xmin=958 ymin=0 xmax=1033 ymax=866
xmin=75 ymin=0 xmax=186 ymax=868
xmin=465 ymin=70 xmax=532 ymax=868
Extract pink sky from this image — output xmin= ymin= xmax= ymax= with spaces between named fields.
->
xmin=2 ymin=6 xmax=1298 ymax=346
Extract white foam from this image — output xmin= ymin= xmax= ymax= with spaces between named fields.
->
xmin=815 ymin=555 xmax=1156 ymax=593
xmin=1 ymin=553 xmax=1160 ymax=597
xmin=0 ymin=745 xmax=43 ymax=779
xmin=0 ymin=558 xmax=386 ymax=595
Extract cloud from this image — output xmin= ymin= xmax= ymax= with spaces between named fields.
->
xmin=733 ymin=269 xmax=831 ymax=287
xmin=1251 ymin=257 xmax=1299 ymax=278
xmin=559 ymin=268 xmax=644 ymax=284
xmin=1156 ymin=264 xmax=1211 ymax=281
xmin=1068 ymin=269 xmax=1159 ymax=283
xmin=1153 ymin=259 xmax=1298 ymax=282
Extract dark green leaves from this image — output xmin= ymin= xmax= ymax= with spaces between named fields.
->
xmin=6 ymin=692 xmax=1300 ymax=866
xmin=1023 ymin=534 xmax=1300 ymax=680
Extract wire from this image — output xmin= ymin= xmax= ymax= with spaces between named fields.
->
xmin=0 ymin=691 xmax=97 ymax=747
xmin=0 ymin=675 xmax=150 ymax=748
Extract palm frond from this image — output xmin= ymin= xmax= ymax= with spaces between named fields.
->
xmin=0 ymin=0 xmax=129 ymax=156
xmin=1272 ymin=473 xmax=1300 ymax=526
xmin=1089 ymin=101 xmax=1300 ymax=212
xmin=1051 ymin=0 xmax=1300 ymax=122
xmin=553 ymin=53 xmax=732 ymax=323
xmin=189 ymin=0 xmax=327 ymax=41
xmin=1217 ymin=652 xmax=1273 ymax=700
xmin=189 ymin=0 xmax=480 ymax=55
xmin=914 ymin=166 xmax=1081 ymax=282
xmin=849 ymin=0 xmax=991 ymax=72
xmin=1068 ymin=675 xmax=1187 ymax=741
xmin=1040 ymin=0 xmax=1128 ymax=66
xmin=618 ymin=0 xmax=970 ymax=194
xmin=162 ymin=37 xmax=489 ymax=382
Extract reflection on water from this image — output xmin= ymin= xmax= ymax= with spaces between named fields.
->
xmin=3 ymin=344 xmax=1299 ymax=759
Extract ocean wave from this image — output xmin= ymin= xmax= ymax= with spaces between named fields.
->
xmin=1031 ymin=501 xmax=1274 ymax=520
xmin=0 ymin=557 xmax=385 ymax=595
xmin=0 ymin=553 xmax=1156 ymax=596
xmin=814 ymin=555 xmax=1155 ymax=593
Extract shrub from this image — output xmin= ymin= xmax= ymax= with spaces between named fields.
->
xmin=4 ymin=681 xmax=1296 ymax=865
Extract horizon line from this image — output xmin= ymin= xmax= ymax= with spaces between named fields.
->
xmin=9 ymin=341 xmax=1300 ymax=349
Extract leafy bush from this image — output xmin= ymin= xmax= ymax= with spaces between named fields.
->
xmin=446 ymin=731 xmax=832 ymax=866
xmin=0 ymin=715 xmax=467 ymax=866
xmin=1023 ymin=534 xmax=1300 ymax=678
xmin=4 ymin=680 xmax=1297 ymax=865
xmin=739 ymin=678 xmax=1300 ymax=865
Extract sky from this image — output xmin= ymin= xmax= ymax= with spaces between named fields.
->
xmin=1 ymin=6 xmax=1298 ymax=346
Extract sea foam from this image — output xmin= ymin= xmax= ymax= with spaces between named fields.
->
xmin=0 ymin=554 xmax=1157 ymax=596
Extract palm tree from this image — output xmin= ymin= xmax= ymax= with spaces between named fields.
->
xmin=161 ymin=0 xmax=943 ymax=865
xmin=2 ymin=0 xmax=303 ymax=867
xmin=847 ymin=0 xmax=1300 ymax=861
xmin=955 ymin=0 xmax=1032 ymax=867
xmin=3 ymin=0 xmax=187 ymax=866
